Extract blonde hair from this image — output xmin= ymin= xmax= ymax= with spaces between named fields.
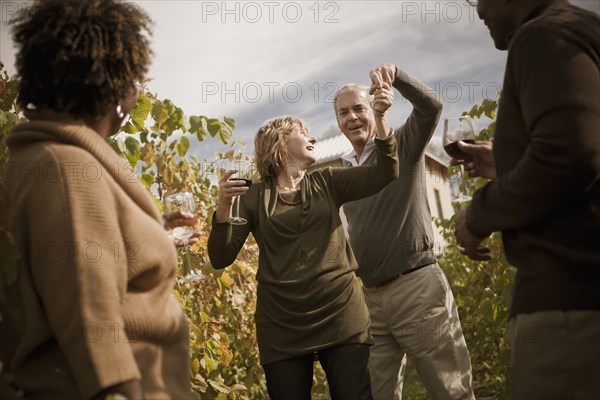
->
xmin=254 ymin=116 xmax=309 ymax=180
xmin=333 ymin=83 xmax=373 ymax=117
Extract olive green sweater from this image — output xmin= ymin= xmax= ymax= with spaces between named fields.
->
xmin=342 ymin=67 xmax=442 ymax=288
xmin=208 ymin=135 xmax=399 ymax=365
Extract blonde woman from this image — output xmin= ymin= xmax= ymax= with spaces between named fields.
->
xmin=208 ymin=80 xmax=398 ymax=399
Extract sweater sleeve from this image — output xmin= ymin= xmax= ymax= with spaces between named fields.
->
xmin=393 ymin=67 xmax=443 ymax=162
xmin=330 ymin=134 xmax=399 ymax=206
xmin=467 ymin=25 xmax=600 ymax=237
xmin=28 ymin=148 xmax=140 ymax=398
xmin=207 ymin=192 xmax=253 ymax=269
xmin=207 ymin=219 xmax=252 ymax=269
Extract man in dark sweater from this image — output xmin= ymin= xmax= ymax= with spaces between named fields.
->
xmin=455 ymin=0 xmax=600 ymax=398
xmin=336 ymin=65 xmax=475 ymax=399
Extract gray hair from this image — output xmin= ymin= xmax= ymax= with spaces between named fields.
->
xmin=333 ymin=83 xmax=374 ymax=116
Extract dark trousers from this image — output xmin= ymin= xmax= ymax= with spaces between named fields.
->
xmin=263 ymin=344 xmax=372 ymax=400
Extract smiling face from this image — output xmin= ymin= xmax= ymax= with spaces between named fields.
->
xmin=284 ymin=125 xmax=317 ymax=169
xmin=335 ymin=87 xmax=376 ymax=153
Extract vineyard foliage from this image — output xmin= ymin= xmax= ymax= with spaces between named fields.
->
xmin=1 ymin=63 xmax=513 ymax=398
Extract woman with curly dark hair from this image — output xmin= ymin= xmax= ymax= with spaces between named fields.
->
xmin=0 ymin=1 xmax=190 ymax=398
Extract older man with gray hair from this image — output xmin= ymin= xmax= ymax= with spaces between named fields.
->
xmin=335 ymin=64 xmax=475 ymax=399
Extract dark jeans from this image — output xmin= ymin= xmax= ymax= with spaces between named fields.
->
xmin=263 ymin=344 xmax=372 ymax=400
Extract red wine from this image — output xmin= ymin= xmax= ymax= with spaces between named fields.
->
xmin=444 ymin=140 xmax=476 ymax=160
xmin=231 ymin=178 xmax=253 ymax=188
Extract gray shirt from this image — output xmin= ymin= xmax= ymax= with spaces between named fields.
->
xmin=342 ymin=67 xmax=443 ymax=288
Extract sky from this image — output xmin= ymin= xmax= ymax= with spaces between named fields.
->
xmin=1 ymin=0 xmax=598 ymax=161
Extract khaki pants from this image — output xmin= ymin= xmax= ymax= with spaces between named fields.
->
xmin=363 ymin=264 xmax=475 ymax=400
xmin=506 ymin=310 xmax=600 ymax=400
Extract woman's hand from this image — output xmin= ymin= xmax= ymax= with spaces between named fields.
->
xmin=368 ymin=67 xmax=395 ymax=140
xmin=369 ymin=63 xmax=397 ymax=92
xmin=215 ymin=170 xmax=251 ymax=223
xmin=218 ymin=170 xmax=250 ymax=205
xmin=93 ymin=380 xmax=144 ymax=400
xmin=163 ymin=211 xmax=200 ymax=246
xmin=370 ymin=82 xmax=394 ymax=117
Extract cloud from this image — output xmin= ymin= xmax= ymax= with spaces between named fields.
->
xmin=1 ymin=0 xmax=596 ymax=161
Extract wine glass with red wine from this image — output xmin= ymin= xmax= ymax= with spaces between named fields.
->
xmin=443 ymin=116 xmax=476 ymax=203
xmin=226 ymin=161 xmax=254 ymax=225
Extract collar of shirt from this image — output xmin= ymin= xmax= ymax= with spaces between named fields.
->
xmin=341 ymin=137 xmax=377 ymax=167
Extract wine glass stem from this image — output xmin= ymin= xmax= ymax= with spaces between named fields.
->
xmin=459 ymin=165 xmax=466 ymax=197
xmin=234 ymin=195 xmax=240 ymax=219
xmin=182 ymin=240 xmax=191 ymax=276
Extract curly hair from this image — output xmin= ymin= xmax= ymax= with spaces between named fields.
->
xmin=9 ymin=0 xmax=153 ymax=119
xmin=254 ymin=116 xmax=309 ymax=180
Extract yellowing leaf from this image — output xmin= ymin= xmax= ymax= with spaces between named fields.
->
xmin=218 ymin=271 xmax=234 ymax=288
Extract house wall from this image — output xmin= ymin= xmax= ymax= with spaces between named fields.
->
xmin=424 ymin=156 xmax=454 ymax=256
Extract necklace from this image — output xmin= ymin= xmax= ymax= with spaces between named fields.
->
xmin=277 ymin=183 xmax=300 ymax=192
xmin=277 ymin=192 xmax=302 ymax=206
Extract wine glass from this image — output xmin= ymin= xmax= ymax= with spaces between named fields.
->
xmin=443 ymin=116 xmax=477 ymax=203
xmin=225 ymin=161 xmax=254 ymax=225
xmin=164 ymin=192 xmax=204 ymax=282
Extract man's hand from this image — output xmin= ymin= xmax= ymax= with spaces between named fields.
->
xmin=455 ymin=208 xmax=491 ymax=261
xmin=370 ymin=82 xmax=394 ymax=116
xmin=450 ymin=140 xmax=496 ymax=180
xmin=369 ymin=64 xmax=397 ymax=94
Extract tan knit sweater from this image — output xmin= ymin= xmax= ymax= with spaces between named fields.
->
xmin=1 ymin=117 xmax=190 ymax=399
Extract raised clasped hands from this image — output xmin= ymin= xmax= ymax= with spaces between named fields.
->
xmin=369 ymin=64 xmax=397 ymax=116
xmin=450 ymin=140 xmax=496 ymax=180
xmin=369 ymin=63 xmax=397 ymax=90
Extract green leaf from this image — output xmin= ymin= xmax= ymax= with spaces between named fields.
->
xmin=165 ymin=107 xmax=186 ymax=135
xmin=141 ymin=173 xmax=155 ymax=188
xmin=108 ymin=138 xmax=127 ymax=156
xmin=190 ymin=116 xmax=209 ymax=141
xmin=130 ymin=92 xmax=152 ymax=127
xmin=482 ymin=98 xmax=498 ymax=119
xmin=176 ymin=135 xmax=191 ymax=157
xmin=200 ymin=311 xmax=210 ymax=323
xmin=0 ymin=110 xmax=18 ymax=133
xmin=223 ymin=116 xmax=236 ymax=130
xmin=207 ymin=379 xmax=231 ymax=394
xmin=124 ymin=136 xmax=141 ymax=158
xmin=203 ymin=354 xmax=217 ymax=373
xmin=207 ymin=119 xmax=221 ymax=138
xmin=192 ymin=373 xmax=208 ymax=392
xmin=121 ymin=121 xmax=138 ymax=134
xmin=151 ymin=100 xmax=169 ymax=125
xmin=123 ymin=137 xmax=141 ymax=168
xmin=217 ymin=122 xmax=233 ymax=145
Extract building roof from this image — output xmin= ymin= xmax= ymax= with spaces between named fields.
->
xmin=313 ymin=132 xmax=353 ymax=164
xmin=312 ymin=129 xmax=448 ymax=167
